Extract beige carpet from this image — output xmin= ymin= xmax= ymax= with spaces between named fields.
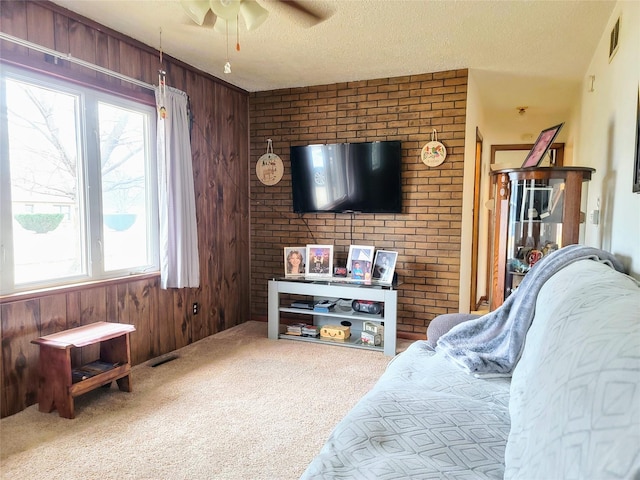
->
xmin=1 ymin=321 xmax=410 ymax=480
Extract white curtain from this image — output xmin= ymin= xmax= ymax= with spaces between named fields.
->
xmin=155 ymin=86 xmax=200 ymax=289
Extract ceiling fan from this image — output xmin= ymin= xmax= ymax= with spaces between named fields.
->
xmin=180 ymin=0 xmax=328 ymax=33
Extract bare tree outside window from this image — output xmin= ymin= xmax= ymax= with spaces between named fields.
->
xmin=2 ymin=71 xmax=156 ymax=292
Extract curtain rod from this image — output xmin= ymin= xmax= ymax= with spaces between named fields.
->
xmin=0 ymin=32 xmax=156 ymax=91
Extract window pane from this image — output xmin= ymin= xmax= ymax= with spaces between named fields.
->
xmin=98 ymin=102 xmax=151 ymax=271
xmin=6 ymin=79 xmax=85 ymax=285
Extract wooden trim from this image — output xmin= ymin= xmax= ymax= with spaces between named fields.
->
xmin=1 ymin=53 xmax=156 ymax=105
xmin=0 ymin=272 xmax=160 ymax=305
xmin=398 ymin=331 xmax=426 ymax=341
xmin=490 ymin=143 xmax=565 ymax=167
xmin=470 ymin=127 xmax=483 ymax=311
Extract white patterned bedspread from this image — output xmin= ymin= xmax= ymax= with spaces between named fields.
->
xmin=301 ymin=341 xmax=511 ymax=479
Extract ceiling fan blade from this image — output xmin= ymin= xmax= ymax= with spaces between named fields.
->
xmin=278 ymin=0 xmax=329 ymax=26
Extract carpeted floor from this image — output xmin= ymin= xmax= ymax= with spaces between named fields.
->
xmin=1 ymin=321 xmax=410 ymax=480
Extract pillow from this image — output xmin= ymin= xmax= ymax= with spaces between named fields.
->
xmin=426 ymin=313 xmax=481 ymax=349
xmin=505 ymin=260 xmax=640 ymax=479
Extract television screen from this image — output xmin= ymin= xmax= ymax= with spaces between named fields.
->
xmin=290 ymin=140 xmax=402 ymax=213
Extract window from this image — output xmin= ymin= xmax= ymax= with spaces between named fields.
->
xmin=0 ymin=66 xmax=159 ymax=294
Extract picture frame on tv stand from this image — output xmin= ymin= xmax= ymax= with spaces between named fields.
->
xmin=346 ymin=245 xmax=375 ymax=279
xmin=284 ymin=247 xmax=306 ymax=277
xmin=521 ymin=123 xmax=564 ymax=168
xmin=305 ymin=245 xmax=333 ymax=277
xmin=372 ymin=250 xmax=398 ymax=284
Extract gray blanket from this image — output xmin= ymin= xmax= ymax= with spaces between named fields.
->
xmin=436 ymin=245 xmax=625 ymax=376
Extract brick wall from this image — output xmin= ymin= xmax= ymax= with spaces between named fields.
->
xmin=249 ymin=69 xmax=468 ymax=337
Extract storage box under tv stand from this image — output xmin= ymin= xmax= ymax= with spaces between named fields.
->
xmin=268 ymin=278 xmax=397 ymax=356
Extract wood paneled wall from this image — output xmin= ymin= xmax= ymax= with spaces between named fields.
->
xmin=0 ymin=1 xmax=250 ymax=418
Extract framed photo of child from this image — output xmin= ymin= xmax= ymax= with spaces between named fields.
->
xmin=346 ymin=245 xmax=375 ymax=279
xmin=284 ymin=247 xmax=305 ymax=277
xmin=372 ymin=250 xmax=398 ymax=284
xmin=305 ymin=245 xmax=333 ymax=277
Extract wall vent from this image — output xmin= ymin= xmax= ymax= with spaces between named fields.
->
xmin=609 ymin=17 xmax=620 ymax=62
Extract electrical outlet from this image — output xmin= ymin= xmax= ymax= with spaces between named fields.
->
xmin=192 ymin=302 xmax=199 ymax=315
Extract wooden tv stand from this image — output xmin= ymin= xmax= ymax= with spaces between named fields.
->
xmin=31 ymin=322 xmax=135 ymax=419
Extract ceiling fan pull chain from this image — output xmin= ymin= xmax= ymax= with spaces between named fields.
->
xmin=157 ymin=27 xmax=167 ymax=118
xmin=224 ymin=20 xmax=232 ymax=74
xmin=236 ymin=14 xmax=240 ymax=51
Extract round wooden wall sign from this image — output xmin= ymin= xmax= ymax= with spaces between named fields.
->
xmin=421 ymin=129 xmax=447 ymax=167
xmin=421 ymin=141 xmax=447 ymax=167
xmin=256 ymin=152 xmax=284 ymax=186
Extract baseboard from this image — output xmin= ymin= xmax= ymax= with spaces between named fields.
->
xmin=398 ymin=331 xmax=425 ymax=341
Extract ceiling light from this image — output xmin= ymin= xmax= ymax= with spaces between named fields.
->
xmin=224 ymin=61 xmax=232 ymax=74
xmin=183 ymin=0 xmax=269 ymax=32
xmin=209 ymin=0 xmax=241 ymax=21
xmin=214 ymin=16 xmax=237 ymax=34
xmin=181 ymin=0 xmax=210 ymax=25
xmin=239 ymin=0 xmax=268 ymax=31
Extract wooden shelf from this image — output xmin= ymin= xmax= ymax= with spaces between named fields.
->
xmin=69 ymin=363 xmax=131 ymax=397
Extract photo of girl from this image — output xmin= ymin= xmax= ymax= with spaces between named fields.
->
xmin=284 ymin=247 xmax=305 ymax=276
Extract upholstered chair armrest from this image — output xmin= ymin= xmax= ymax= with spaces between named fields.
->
xmin=426 ymin=313 xmax=482 ymax=349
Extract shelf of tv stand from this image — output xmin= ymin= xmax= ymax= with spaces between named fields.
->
xmin=279 ymin=306 xmax=384 ymax=321
xmin=268 ymin=278 xmax=397 ymax=356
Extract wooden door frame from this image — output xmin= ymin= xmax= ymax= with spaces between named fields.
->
xmin=470 ymin=127 xmax=483 ymax=311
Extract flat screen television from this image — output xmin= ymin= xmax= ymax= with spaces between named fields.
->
xmin=290 ymin=140 xmax=402 ymax=213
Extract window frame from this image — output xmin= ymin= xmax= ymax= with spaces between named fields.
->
xmin=0 ymin=64 xmax=159 ymax=296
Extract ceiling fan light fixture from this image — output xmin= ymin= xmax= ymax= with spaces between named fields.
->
xmin=180 ymin=0 xmax=210 ymax=25
xmin=209 ymin=0 xmax=241 ymax=21
xmin=240 ymin=0 xmax=268 ymax=31
xmin=214 ymin=17 xmax=237 ymax=34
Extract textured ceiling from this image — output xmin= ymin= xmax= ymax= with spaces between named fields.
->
xmin=49 ymin=0 xmax=616 ymax=113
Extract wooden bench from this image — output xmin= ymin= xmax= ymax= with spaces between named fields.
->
xmin=31 ymin=322 xmax=135 ymax=419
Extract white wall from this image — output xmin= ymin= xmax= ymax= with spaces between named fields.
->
xmin=459 ymin=71 xmax=485 ymax=313
xmin=578 ymin=0 xmax=640 ymax=278
xmin=460 ymin=0 xmax=639 ymax=311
